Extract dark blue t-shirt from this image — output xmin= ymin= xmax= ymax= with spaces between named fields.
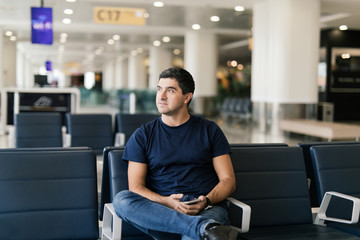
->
xmin=122 ymin=114 xmax=231 ymax=197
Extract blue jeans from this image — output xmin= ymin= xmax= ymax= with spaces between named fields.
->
xmin=113 ymin=190 xmax=230 ymax=240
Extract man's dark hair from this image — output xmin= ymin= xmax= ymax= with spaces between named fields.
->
xmin=159 ymin=67 xmax=195 ymax=96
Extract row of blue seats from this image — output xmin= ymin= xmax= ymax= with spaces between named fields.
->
xmin=220 ymin=97 xmax=252 ymax=122
xmin=2 ymin=143 xmax=360 ymax=239
xmin=100 ymin=142 xmax=360 ymax=240
xmin=14 ymin=112 xmax=159 ymax=154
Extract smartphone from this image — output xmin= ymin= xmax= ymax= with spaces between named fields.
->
xmin=183 ymin=198 xmax=201 ymax=205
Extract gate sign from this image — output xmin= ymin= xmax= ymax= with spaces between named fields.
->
xmin=31 ymin=7 xmax=53 ymax=45
xmin=94 ymin=7 xmax=146 ymax=25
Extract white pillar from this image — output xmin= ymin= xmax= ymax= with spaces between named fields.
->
xmin=24 ymin=56 xmax=34 ymax=88
xmin=114 ymin=56 xmax=128 ymax=89
xmin=149 ymin=46 xmax=172 ymax=90
xmin=184 ymin=31 xmax=217 ymax=114
xmin=16 ymin=49 xmax=25 ymax=88
xmin=0 ymin=41 xmax=16 ymax=87
xmin=251 ymin=0 xmax=320 ymax=132
xmin=103 ymin=59 xmax=115 ymax=91
xmin=0 ymin=26 xmax=3 ymax=89
xmin=252 ymin=0 xmax=320 ymax=104
xmin=128 ymin=53 xmax=146 ymax=89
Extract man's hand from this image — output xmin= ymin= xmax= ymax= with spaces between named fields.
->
xmin=174 ymin=195 xmax=208 ymax=215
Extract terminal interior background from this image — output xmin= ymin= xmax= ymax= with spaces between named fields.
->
xmin=1 ymin=0 xmax=360 ymax=148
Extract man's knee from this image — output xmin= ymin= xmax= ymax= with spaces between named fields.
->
xmin=113 ymin=190 xmax=134 ymax=216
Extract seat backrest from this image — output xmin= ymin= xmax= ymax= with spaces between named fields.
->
xmin=107 ymin=149 xmax=153 ymax=239
xmin=15 ymin=112 xmax=63 ymax=148
xmin=230 ymin=146 xmax=312 ymax=228
xmin=115 ymin=113 xmax=159 ymax=144
xmin=230 ymin=143 xmax=288 ymax=148
xmin=0 ymin=148 xmax=99 ymax=239
xmin=66 ymin=113 xmax=114 ymax=154
xmin=297 ymin=141 xmax=360 ymax=207
xmin=99 ymin=146 xmax=124 ymax=220
xmin=311 ymin=144 xmax=360 ymax=220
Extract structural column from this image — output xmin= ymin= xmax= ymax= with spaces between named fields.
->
xmin=103 ymin=59 xmax=115 ymax=91
xmin=184 ymin=31 xmax=217 ymax=115
xmin=251 ymin=0 xmax=320 ymax=133
xmin=148 ymin=46 xmax=172 ymax=90
xmin=114 ymin=56 xmax=128 ymax=89
xmin=128 ymin=53 xmax=146 ymax=89
xmin=0 ymin=27 xmax=3 ymax=89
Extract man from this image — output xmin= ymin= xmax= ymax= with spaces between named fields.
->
xmin=113 ymin=67 xmax=239 ymax=240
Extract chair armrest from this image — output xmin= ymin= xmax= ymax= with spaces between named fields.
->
xmin=314 ymin=191 xmax=360 ymax=226
xmin=63 ymin=133 xmax=71 ymax=147
xmin=226 ymin=197 xmax=251 ymax=233
xmin=102 ymin=203 xmax=122 ymax=240
xmin=114 ymin=133 xmax=125 ymax=147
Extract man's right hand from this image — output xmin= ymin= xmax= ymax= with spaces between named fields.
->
xmin=163 ymin=193 xmax=184 ymax=209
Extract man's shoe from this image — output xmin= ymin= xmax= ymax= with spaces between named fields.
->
xmin=202 ymin=223 xmax=238 ymax=240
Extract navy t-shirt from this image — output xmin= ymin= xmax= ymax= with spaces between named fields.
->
xmin=122 ymin=114 xmax=231 ymax=197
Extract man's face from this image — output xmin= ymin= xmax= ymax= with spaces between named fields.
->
xmin=156 ymin=78 xmax=190 ymax=116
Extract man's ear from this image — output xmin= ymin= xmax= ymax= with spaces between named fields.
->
xmin=184 ymin=93 xmax=193 ymax=103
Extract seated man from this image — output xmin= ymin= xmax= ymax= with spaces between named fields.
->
xmin=113 ymin=67 xmax=239 ymax=240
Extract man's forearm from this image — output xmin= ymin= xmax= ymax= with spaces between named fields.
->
xmin=206 ymin=177 xmax=236 ymax=205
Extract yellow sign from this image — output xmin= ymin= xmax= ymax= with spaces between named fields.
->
xmin=94 ymin=7 xmax=146 ymax=25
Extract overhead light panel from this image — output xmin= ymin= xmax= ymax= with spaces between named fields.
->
xmin=154 ymin=1 xmax=164 ymax=7
xmin=192 ymin=24 xmax=201 ymax=30
xmin=5 ymin=31 xmax=13 ymax=36
xmin=62 ymin=18 xmax=71 ymax=24
xmin=162 ymin=36 xmax=171 ymax=42
xmin=64 ymin=9 xmax=73 ymax=15
xmin=234 ymin=6 xmax=245 ymax=12
xmin=210 ymin=16 xmax=220 ymax=22
xmin=339 ymin=25 xmax=348 ymax=31
xmin=173 ymin=49 xmax=181 ymax=55
xmin=153 ymin=40 xmax=161 ymax=47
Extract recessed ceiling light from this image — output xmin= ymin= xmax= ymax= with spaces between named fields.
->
xmin=60 ymin=33 xmax=68 ymax=38
xmin=210 ymin=16 xmax=220 ymax=22
xmin=234 ymin=5 xmax=245 ymax=12
xmin=162 ymin=36 xmax=171 ymax=42
xmin=153 ymin=1 xmax=164 ymax=7
xmin=62 ymin=18 xmax=71 ymax=24
xmin=339 ymin=25 xmax=348 ymax=31
xmin=64 ymin=9 xmax=73 ymax=14
xmin=65 ymin=0 xmax=76 ymax=2
xmin=173 ymin=49 xmax=181 ymax=55
xmin=153 ymin=40 xmax=161 ymax=47
xmin=192 ymin=24 xmax=201 ymax=30
xmin=5 ymin=31 xmax=13 ymax=36
xmin=107 ymin=39 xmax=115 ymax=45
xmin=9 ymin=36 xmax=16 ymax=41
xmin=113 ymin=34 xmax=120 ymax=40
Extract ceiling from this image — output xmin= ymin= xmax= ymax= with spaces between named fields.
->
xmin=1 ymin=0 xmax=360 ymax=74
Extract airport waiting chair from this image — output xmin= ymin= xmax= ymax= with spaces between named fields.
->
xmin=15 ymin=112 xmax=63 ymax=148
xmin=230 ymin=146 xmax=359 ymax=240
xmin=0 ymin=147 xmax=99 ymax=239
xmin=297 ymin=141 xmax=360 ymax=207
xmin=101 ymin=148 xmax=250 ymax=240
xmin=66 ymin=113 xmax=114 ymax=154
xmin=230 ymin=143 xmax=288 ymax=148
xmin=100 ymin=147 xmax=158 ymax=240
xmin=311 ymin=144 xmax=360 ymax=237
xmin=99 ymin=146 xmax=124 ymax=220
xmin=114 ymin=113 xmax=159 ymax=146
